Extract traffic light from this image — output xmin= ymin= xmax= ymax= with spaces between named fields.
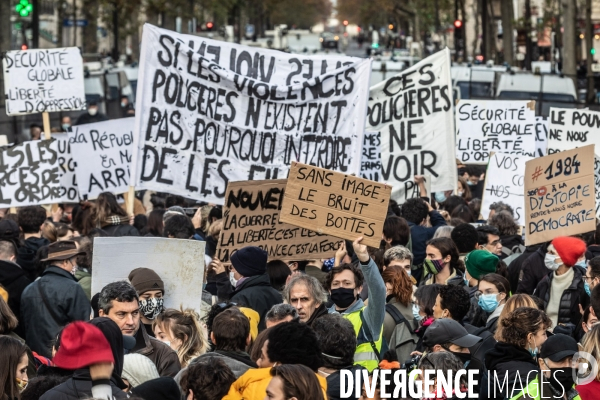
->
xmin=454 ymin=20 xmax=464 ymax=59
xmin=21 ymin=44 xmax=28 ymax=50
xmin=592 ymin=48 xmax=597 ymax=56
xmin=454 ymin=19 xmax=463 ymax=29
xmin=388 ymin=24 xmax=394 ymax=30
xmin=15 ymin=0 xmax=33 ymax=17
xmin=206 ymin=22 xmax=214 ymax=31
xmin=343 ymin=20 xmax=349 ymax=26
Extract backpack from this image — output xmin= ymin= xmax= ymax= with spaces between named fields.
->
xmin=501 ymin=244 xmax=525 ymax=258
xmin=384 ymin=304 xmax=419 ymax=364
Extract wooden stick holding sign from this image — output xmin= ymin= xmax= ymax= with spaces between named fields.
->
xmin=125 ymin=186 xmax=135 ymax=216
xmin=280 ymin=162 xmax=391 ymax=248
xmin=42 ymin=112 xmax=51 ymax=140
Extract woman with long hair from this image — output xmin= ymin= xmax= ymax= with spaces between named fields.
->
xmin=421 ymin=237 xmax=466 ymax=286
xmin=382 ymin=265 xmax=418 ymax=363
xmin=89 ymin=192 xmax=139 ymax=237
xmin=494 ymin=294 xmax=539 ymax=342
xmin=266 ymin=364 xmax=324 ymax=400
xmin=474 ymin=273 xmax=510 ymax=334
xmin=0 ymin=336 xmax=29 ymax=400
xmin=153 ymin=308 xmax=209 ymax=368
xmin=145 ymin=209 xmax=166 ymax=237
xmin=577 ymin=324 xmax=600 ymax=398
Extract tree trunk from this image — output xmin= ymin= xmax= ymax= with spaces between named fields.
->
xmin=585 ymin=0 xmax=594 ymax=104
xmin=0 ymin=0 xmax=11 ymax=107
xmin=562 ymin=0 xmax=577 ymax=88
xmin=81 ymin=0 xmax=99 ymax=54
xmin=501 ymin=0 xmax=514 ymax=65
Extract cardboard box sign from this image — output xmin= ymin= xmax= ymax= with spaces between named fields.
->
xmin=524 ymin=144 xmax=596 ymax=246
xmin=216 ymin=179 xmax=339 ymax=262
xmin=280 ymin=162 xmax=392 ymax=248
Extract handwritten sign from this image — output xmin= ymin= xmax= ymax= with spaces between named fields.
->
xmin=360 ymin=131 xmax=381 ymax=181
xmin=547 ymin=108 xmax=600 ymax=155
xmin=69 ymin=118 xmax=134 ymax=199
xmin=216 ymin=180 xmax=339 ymax=262
xmin=0 ymin=140 xmax=74 ymax=206
xmin=367 ymin=49 xmax=456 ymax=202
xmin=280 ymin=162 xmax=391 ymax=248
xmin=92 ymin=237 xmax=206 ymax=317
xmin=456 ymin=100 xmax=536 ymax=164
xmin=3 ymin=47 xmax=86 ymax=116
xmin=130 ymin=24 xmax=372 ymax=204
xmin=524 ymin=145 xmax=595 ymax=245
xmin=53 ymin=133 xmax=79 ymax=201
xmin=482 ymin=153 xmax=532 ymax=226
xmin=535 ymin=116 xmax=548 ymax=157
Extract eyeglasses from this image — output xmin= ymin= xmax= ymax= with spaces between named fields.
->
xmin=490 ymin=240 xmax=502 ymax=246
xmin=584 ymin=276 xmax=596 ymax=282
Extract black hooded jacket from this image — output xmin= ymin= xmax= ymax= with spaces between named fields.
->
xmin=40 ymin=318 xmax=129 ymax=400
xmin=483 ymin=342 xmax=538 ymax=400
xmin=17 ymin=236 xmax=49 ymax=281
xmin=0 ymin=259 xmax=30 ymax=336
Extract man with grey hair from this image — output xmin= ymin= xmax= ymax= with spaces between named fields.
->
xmin=265 ymin=303 xmax=299 ymax=328
xmin=383 ymin=245 xmax=413 ymax=277
xmin=283 ymin=274 xmax=328 ymax=326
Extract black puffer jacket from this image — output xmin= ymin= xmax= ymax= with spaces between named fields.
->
xmin=0 ymin=259 xmax=30 ymax=337
xmin=17 ymin=236 xmax=50 ymax=280
xmin=516 ymin=248 xmax=547 ymax=295
xmin=102 ymin=223 xmax=139 ymax=237
xmin=507 ymin=245 xmax=542 ymax=294
xmin=533 ymin=266 xmax=588 ymax=328
xmin=483 ymin=342 xmax=538 ymax=400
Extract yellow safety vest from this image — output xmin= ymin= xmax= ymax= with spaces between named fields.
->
xmin=344 ymin=306 xmax=383 ymax=372
xmin=510 ymin=376 xmax=581 ymax=400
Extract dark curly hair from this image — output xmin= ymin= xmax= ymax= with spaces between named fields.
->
xmin=383 ymin=216 xmax=410 ymax=246
xmin=490 ymin=211 xmax=519 ymax=236
xmin=180 ymin=357 xmax=236 ymax=400
xmin=439 ymin=285 xmax=470 ymax=322
xmin=399 ymin=198 xmax=429 ymax=225
xmin=17 ymin=206 xmax=47 ymax=233
xmin=312 ymin=314 xmax=356 ymax=369
xmin=325 ymin=263 xmax=364 ymax=290
xmin=476 ymin=225 xmax=501 ymax=246
xmin=267 ymin=321 xmax=323 ymax=371
xmin=495 ymin=307 xmax=552 ymax=347
xmin=164 ymin=214 xmax=195 ymax=239
xmin=451 ymin=223 xmax=479 ymax=254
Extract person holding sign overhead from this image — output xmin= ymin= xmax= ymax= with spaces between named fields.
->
xmin=325 ymin=237 xmax=386 ymax=372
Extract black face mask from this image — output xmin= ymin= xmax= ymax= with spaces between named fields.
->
xmin=331 ymin=288 xmax=356 ymax=309
xmin=547 ymin=368 xmax=576 ymax=394
xmin=451 ymin=351 xmax=471 ymax=366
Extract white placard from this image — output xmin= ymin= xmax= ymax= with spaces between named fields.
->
xmin=3 ymin=47 xmax=86 ymax=116
xmin=456 ymin=100 xmax=537 ymax=164
xmin=367 ymin=49 xmax=457 ymax=202
xmin=547 ymin=108 xmax=600 ymax=156
xmin=0 ymin=139 xmax=75 ymax=206
xmin=69 ymin=118 xmax=134 ymax=199
xmin=482 ymin=153 xmax=532 ymax=226
xmin=535 ymin=116 xmax=548 ymax=157
xmin=53 ymin=133 xmax=79 ymax=202
xmin=360 ymin=131 xmax=381 ymax=181
xmin=130 ymin=24 xmax=372 ymax=204
xmin=91 ymin=237 xmax=206 ymax=316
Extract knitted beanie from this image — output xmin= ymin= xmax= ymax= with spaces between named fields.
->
xmin=128 ymin=268 xmax=165 ymax=295
xmin=230 ymin=246 xmax=267 ymax=277
xmin=465 ymin=250 xmax=499 ymax=280
xmin=122 ymin=354 xmax=160 ymax=388
xmin=552 ymin=237 xmax=587 ymax=267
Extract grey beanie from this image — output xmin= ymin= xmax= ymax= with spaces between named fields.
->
xmin=122 ymin=354 xmax=160 ymax=387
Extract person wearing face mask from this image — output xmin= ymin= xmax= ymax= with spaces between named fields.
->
xmin=325 ymin=237 xmax=386 ymax=372
xmin=475 ymin=274 xmax=510 ymax=334
xmin=422 ymin=318 xmax=482 ymax=368
xmin=0 ymin=336 xmax=29 ymax=400
xmin=457 ymin=177 xmax=472 ymax=202
xmin=128 ymin=267 xmax=166 ymax=338
xmin=74 ymin=101 xmax=108 ymax=125
xmin=421 ymin=237 xmax=466 ymax=287
xmin=533 ymin=237 xmax=588 ymax=332
xmin=580 ymin=306 xmax=598 ymax=338
xmin=485 ymin=307 xmax=552 ymax=399
xmin=510 ymin=334 xmax=581 ymax=400
xmin=413 ymin=284 xmax=442 ymax=353
xmin=463 ymin=250 xmax=500 ymax=325
xmin=583 ymin=257 xmax=600 ymax=298
xmin=381 ymin=265 xmax=418 ymax=363
xmin=60 ymin=116 xmax=72 ymax=132
xmin=20 ymin=241 xmax=90 ymax=358
xmin=577 ymin=324 xmax=600 ymax=399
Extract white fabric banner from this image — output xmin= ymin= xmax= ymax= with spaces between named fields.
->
xmin=0 ymin=140 xmax=75 ymax=206
xmin=131 ymin=24 xmax=372 ymax=204
xmin=53 ymin=133 xmax=79 ymax=202
xmin=455 ymin=100 xmax=537 ymax=164
xmin=360 ymin=131 xmax=381 ymax=181
xmin=2 ymin=47 xmax=86 ymax=116
xmin=482 ymin=153 xmax=532 ymax=226
xmin=366 ymin=49 xmax=457 ymax=202
xmin=69 ymin=118 xmax=134 ymax=199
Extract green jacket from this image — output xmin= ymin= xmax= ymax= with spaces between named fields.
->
xmin=75 ymin=269 xmax=91 ymax=300
xmin=511 ymin=375 xmax=580 ymax=400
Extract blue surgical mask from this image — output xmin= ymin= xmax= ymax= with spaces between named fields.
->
xmin=412 ymin=303 xmax=423 ymax=322
xmin=577 ymin=260 xmax=588 ymax=269
xmin=585 ymin=280 xmax=591 ymax=297
xmin=478 ymin=293 xmax=499 ymax=313
xmin=528 ymin=338 xmax=538 ymax=359
xmin=467 ymin=180 xmax=477 ymax=186
xmin=464 ymin=276 xmax=470 ymax=287
xmin=434 ymin=192 xmax=447 ymax=203
xmin=61 ymin=123 xmax=71 ymax=131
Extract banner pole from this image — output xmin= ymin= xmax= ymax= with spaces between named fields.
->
xmin=42 ymin=112 xmax=51 ymax=140
xmin=125 ymin=186 xmax=135 ymax=216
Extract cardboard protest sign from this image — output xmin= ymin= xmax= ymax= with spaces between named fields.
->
xmin=360 ymin=131 xmax=381 ymax=181
xmin=367 ymin=49 xmax=456 ymax=202
xmin=2 ymin=47 xmax=86 ymax=116
xmin=216 ymin=179 xmax=339 ymax=263
xmin=524 ymin=145 xmax=595 ymax=245
xmin=130 ymin=24 xmax=372 ymax=204
xmin=547 ymin=108 xmax=600 ymax=155
xmin=69 ymin=118 xmax=134 ymax=199
xmin=0 ymin=140 xmax=75 ymax=206
xmin=456 ymin=100 xmax=536 ymax=164
xmin=595 ymin=157 xmax=600 ymax=218
xmin=482 ymin=153 xmax=532 ymax=226
xmin=280 ymin=162 xmax=391 ymax=248
xmin=53 ymin=133 xmax=79 ymax=201
xmin=535 ymin=117 xmax=548 ymax=157
xmin=92 ymin=237 xmax=206 ymax=316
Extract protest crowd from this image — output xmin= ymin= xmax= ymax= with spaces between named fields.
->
xmin=2 ymin=23 xmax=600 ymax=400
